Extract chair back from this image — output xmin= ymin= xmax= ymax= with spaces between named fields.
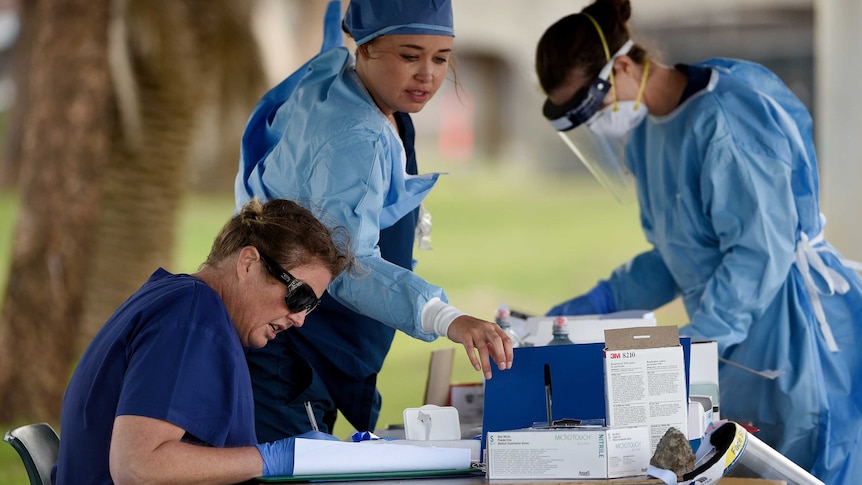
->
xmin=3 ymin=422 xmax=60 ymax=485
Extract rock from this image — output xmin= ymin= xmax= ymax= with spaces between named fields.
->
xmin=650 ymin=427 xmax=696 ymax=479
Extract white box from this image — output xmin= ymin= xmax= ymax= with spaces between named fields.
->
xmin=486 ymin=426 xmax=650 ymax=479
xmin=687 ymin=401 xmax=706 ymax=441
xmin=520 ymin=310 xmax=656 ymax=347
xmin=403 ymin=405 xmax=461 ymax=441
xmin=690 ymin=340 xmax=720 ymax=418
xmin=604 ymin=326 xmax=688 ymax=454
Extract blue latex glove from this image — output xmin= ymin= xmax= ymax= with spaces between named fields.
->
xmin=350 ymin=430 xmax=382 ymax=442
xmin=546 ymin=280 xmax=616 ymax=316
xmin=256 ymin=430 xmax=340 ymax=477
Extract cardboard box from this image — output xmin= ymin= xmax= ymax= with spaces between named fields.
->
xmin=604 ymin=326 xmax=688 ymax=454
xmin=423 ymin=347 xmax=454 ymax=406
xmin=486 ymin=426 xmax=650 ymax=479
xmin=448 ymin=382 xmax=484 ymax=425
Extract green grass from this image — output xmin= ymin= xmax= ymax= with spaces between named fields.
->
xmin=0 ymin=168 xmax=687 ymax=480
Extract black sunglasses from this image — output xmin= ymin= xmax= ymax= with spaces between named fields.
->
xmin=258 ymin=251 xmax=321 ymax=315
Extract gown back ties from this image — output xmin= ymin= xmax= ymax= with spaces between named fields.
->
xmin=794 ymin=227 xmax=862 ymax=352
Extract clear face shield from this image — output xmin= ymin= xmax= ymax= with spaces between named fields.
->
xmin=648 ymin=421 xmax=825 ymax=485
xmin=542 ymin=39 xmax=637 ymax=203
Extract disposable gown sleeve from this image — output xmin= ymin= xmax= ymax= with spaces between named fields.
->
xmin=680 ymin=129 xmax=798 ymax=354
xmin=606 ymin=249 xmax=680 ymax=311
xmin=296 ymin=131 xmax=444 ymax=342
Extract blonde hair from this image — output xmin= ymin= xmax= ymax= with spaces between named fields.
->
xmin=203 ymin=198 xmax=350 ymax=277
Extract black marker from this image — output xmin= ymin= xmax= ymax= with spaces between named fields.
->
xmin=544 ymin=363 xmax=553 ymax=428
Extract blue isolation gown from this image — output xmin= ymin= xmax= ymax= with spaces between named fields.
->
xmin=234 ymin=1 xmax=448 ymax=435
xmin=605 ymin=59 xmax=862 ymax=484
xmin=235 ymin=6 xmax=444 ymax=340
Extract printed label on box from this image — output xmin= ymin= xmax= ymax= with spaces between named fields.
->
xmin=486 ymin=427 xmax=649 ymax=479
xmin=604 ymin=326 xmax=688 ymax=453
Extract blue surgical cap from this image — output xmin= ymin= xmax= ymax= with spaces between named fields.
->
xmin=343 ymin=0 xmax=455 ymax=46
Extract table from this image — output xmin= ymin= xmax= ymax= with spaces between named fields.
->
xmin=250 ymin=474 xmax=664 ymax=485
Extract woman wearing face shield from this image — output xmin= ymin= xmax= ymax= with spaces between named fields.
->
xmin=235 ymin=0 xmax=514 ymax=443
xmin=536 ymin=1 xmax=862 ymax=484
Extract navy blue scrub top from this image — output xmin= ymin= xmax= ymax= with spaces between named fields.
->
xmin=247 ymin=112 xmax=420 ymax=439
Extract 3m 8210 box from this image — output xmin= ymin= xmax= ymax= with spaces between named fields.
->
xmin=485 ymin=426 xmax=650 ymax=479
xmin=604 ymin=326 xmax=688 ymax=454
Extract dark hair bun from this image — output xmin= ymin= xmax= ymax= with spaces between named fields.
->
xmin=593 ymin=0 xmax=631 ymax=24
xmin=616 ymin=0 xmax=631 ymax=23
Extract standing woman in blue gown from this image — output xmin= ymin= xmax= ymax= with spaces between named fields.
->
xmin=535 ymin=1 xmax=862 ymax=483
xmin=235 ymin=0 xmax=514 ymax=442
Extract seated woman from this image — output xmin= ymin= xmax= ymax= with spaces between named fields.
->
xmin=54 ymin=198 xmax=351 ymax=483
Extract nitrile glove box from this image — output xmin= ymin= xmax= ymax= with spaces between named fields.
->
xmin=486 ymin=426 xmax=650 ymax=479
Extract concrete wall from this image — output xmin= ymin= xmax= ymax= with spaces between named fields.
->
xmin=816 ymin=0 xmax=862 ymax=260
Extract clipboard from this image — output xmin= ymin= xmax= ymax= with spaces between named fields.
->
xmin=257 ymin=467 xmax=484 ymax=482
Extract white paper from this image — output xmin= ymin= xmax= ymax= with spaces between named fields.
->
xmin=292 ymin=439 xmax=471 ymax=475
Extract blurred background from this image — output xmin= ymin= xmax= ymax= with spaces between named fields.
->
xmin=193 ymin=0 xmax=860 ymax=255
xmin=1 ymin=0 xmax=860 ymax=480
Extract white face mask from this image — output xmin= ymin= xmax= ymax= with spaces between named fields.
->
xmin=586 ymin=58 xmax=651 ymax=139
xmin=586 ymin=100 xmax=648 ymax=139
